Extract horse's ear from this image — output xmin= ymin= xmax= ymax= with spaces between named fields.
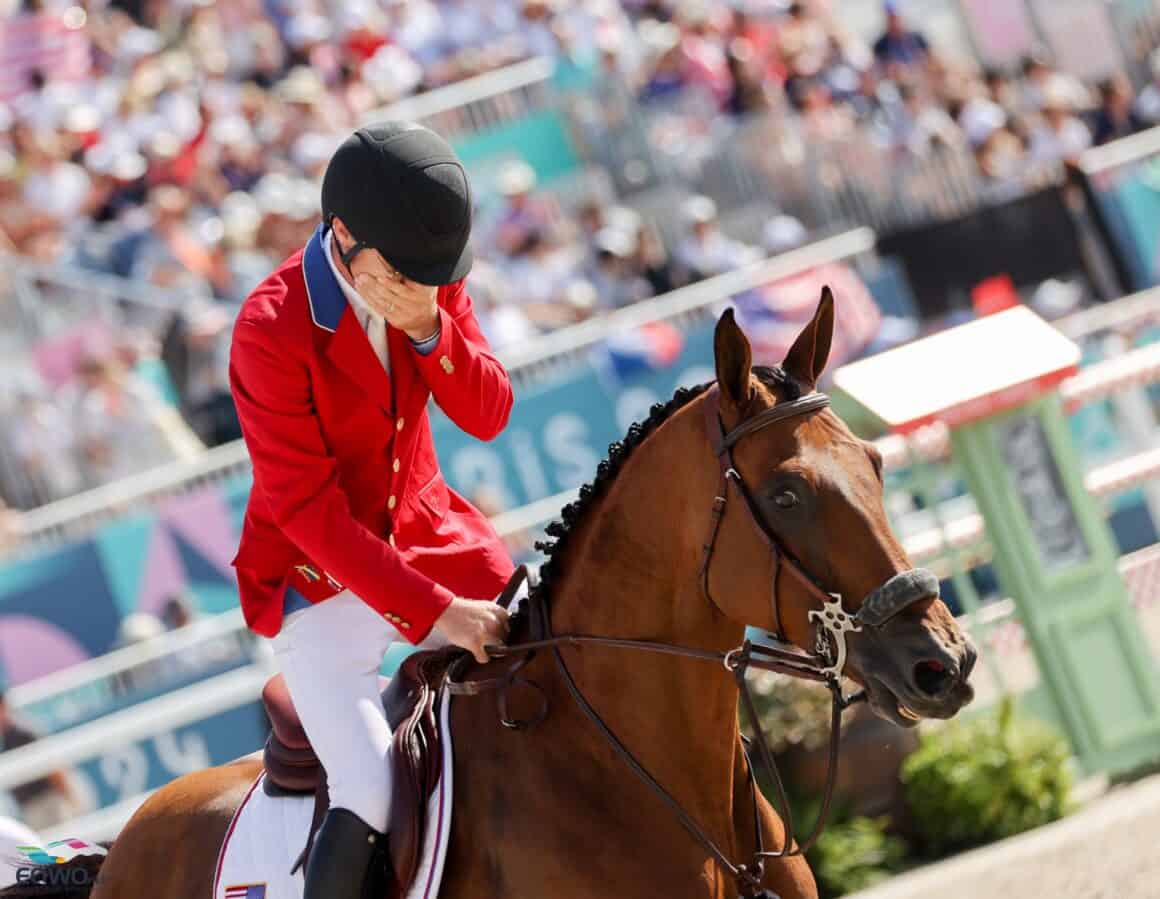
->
xmin=714 ymin=308 xmax=752 ymax=410
xmin=782 ymin=286 xmax=835 ymax=389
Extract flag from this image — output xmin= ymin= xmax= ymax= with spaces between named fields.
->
xmin=733 ymin=262 xmax=882 ymax=371
xmin=599 ymin=320 xmax=685 ymax=382
xmin=224 ymin=885 xmax=267 ymax=899
xmin=17 ymin=840 xmax=107 ymax=866
xmin=0 ymin=12 xmax=91 ymax=101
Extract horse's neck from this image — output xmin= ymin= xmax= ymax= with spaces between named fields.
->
xmin=542 ymin=405 xmax=746 ymax=825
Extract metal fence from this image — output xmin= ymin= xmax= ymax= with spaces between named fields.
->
xmin=365 ymin=56 xmax=557 ymax=143
xmin=5 ymin=228 xmax=877 ymax=551
xmin=598 ymin=87 xmax=1070 ymax=240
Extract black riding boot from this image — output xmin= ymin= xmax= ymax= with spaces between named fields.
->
xmin=302 ymin=808 xmax=389 ymax=899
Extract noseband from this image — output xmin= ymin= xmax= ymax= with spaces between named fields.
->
xmin=458 ymin=383 xmax=939 ymax=898
xmin=700 ymin=385 xmax=939 ymax=680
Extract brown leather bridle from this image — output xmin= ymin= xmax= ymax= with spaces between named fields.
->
xmin=453 ymin=384 xmax=939 ymax=898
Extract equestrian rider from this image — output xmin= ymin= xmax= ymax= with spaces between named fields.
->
xmin=229 ymin=122 xmax=515 ymax=899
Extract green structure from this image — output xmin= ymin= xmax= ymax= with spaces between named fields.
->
xmin=834 ymin=306 xmax=1160 ymax=776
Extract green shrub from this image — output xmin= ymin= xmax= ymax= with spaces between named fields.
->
xmin=807 ymin=814 xmax=908 ymax=898
xmin=745 ymin=671 xmax=844 ymax=753
xmin=900 ymin=698 xmax=1072 ymax=858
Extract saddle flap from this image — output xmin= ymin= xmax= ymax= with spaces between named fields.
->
xmin=386 ymin=646 xmax=461 ymax=893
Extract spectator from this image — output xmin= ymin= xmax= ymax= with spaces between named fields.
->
xmin=128 ymin=185 xmax=217 ymax=297
xmin=638 ymin=21 xmax=688 ymax=104
xmin=589 ymin=227 xmax=653 ymax=309
xmin=762 ymin=214 xmax=809 ymax=256
xmin=873 ymin=2 xmax=929 ymax=75
xmin=160 ymin=591 xmax=199 ymax=632
xmin=110 ymin=611 xmax=167 ymax=696
xmin=159 ymin=302 xmax=240 ymax=447
xmin=74 ymin=354 xmax=200 ymax=487
xmin=725 ymin=38 xmax=772 ymax=116
xmin=957 ymin=78 xmax=1009 ymax=148
xmin=503 ymin=227 xmax=588 ymax=324
xmin=21 ymin=130 xmax=90 ymax=229
xmin=1028 ymin=83 xmax=1092 ymax=164
xmin=975 ymin=126 xmax=1028 ymax=189
xmin=674 ymin=195 xmax=760 ymax=281
xmin=798 ymin=79 xmax=857 ymax=143
xmin=487 ymin=160 xmax=561 ymax=258
xmin=676 ymin=2 xmax=733 ymax=109
xmin=1018 ymin=54 xmax=1091 ymax=116
xmin=468 ymin=260 xmax=538 ymax=350
xmin=5 ymin=382 xmax=84 ymax=506
xmin=779 ymin=2 xmax=832 ymax=102
xmin=0 ymin=686 xmax=83 ymax=831
xmin=1092 ymin=74 xmax=1146 ymax=146
xmin=1135 ymin=49 xmax=1160 ymax=125
xmin=892 ymin=81 xmax=963 ymax=156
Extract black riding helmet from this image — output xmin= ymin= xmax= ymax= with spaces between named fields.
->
xmin=320 ymin=121 xmax=473 ymax=286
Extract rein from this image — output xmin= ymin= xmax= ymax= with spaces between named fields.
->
xmin=448 ymin=384 xmax=938 ymax=898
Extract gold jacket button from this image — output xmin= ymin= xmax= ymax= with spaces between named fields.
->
xmin=400 ymin=621 xmax=411 ymax=630
xmin=392 ymin=459 xmax=400 ymax=473
xmin=388 ymin=534 xmax=396 ymax=547
xmin=388 ymin=495 xmax=397 ymax=510
xmin=396 ymin=418 xmax=405 ymax=432
xmin=439 ymin=355 xmax=455 ymax=375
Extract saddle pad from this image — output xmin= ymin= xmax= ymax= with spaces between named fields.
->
xmin=214 ymin=691 xmax=454 ymax=899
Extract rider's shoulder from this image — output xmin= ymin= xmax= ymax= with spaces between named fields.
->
xmin=235 ymin=249 xmax=312 ymax=341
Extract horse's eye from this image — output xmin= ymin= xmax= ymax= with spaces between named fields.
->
xmin=773 ymin=490 xmax=799 ymax=510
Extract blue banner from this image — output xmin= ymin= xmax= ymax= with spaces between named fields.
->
xmin=432 ymin=322 xmax=717 ymax=508
xmin=70 ymin=701 xmax=268 ymax=810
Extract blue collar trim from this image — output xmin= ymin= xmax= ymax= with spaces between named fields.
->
xmin=302 ymin=225 xmax=346 ymax=333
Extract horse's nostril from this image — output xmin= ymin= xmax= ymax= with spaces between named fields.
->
xmin=913 ymin=659 xmax=954 ymax=697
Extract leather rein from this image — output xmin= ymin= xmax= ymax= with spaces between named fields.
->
xmin=448 ymin=384 xmax=938 ymax=897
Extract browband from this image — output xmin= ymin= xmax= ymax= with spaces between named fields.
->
xmin=721 ymin=393 xmax=832 ymax=450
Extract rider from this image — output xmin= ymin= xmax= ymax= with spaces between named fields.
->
xmin=229 ymin=121 xmax=514 ymax=899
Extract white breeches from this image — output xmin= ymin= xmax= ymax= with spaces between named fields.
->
xmin=270 ymin=590 xmax=447 ymax=832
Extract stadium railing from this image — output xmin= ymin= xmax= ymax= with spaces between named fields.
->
xmin=367 ymin=55 xmax=557 ymax=141
xmin=0 ymin=252 xmax=188 ymax=376
xmin=7 ymin=227 xmax=878 ymax=551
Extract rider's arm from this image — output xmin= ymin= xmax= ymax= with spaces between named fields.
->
xmin=409 ymin=279 xmax=513 ymax=441
xmin=229 ymin=316 xmax=454 ymax=643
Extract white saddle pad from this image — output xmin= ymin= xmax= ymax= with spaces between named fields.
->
xmin=213 ymin=691 xmax=454 ymax=899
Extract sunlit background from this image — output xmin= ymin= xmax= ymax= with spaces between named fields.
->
xmin=1 ymin=0 xmax=1159 ymax=896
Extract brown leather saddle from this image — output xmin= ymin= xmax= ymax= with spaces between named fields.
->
xmin=261 ymin=569 xmax=534 ymax=897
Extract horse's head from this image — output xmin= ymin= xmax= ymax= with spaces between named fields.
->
xmin=705 ymin=289 xmax=975 ymax=726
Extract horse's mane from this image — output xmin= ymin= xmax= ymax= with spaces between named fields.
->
xmin=522 ymin=364 xmax=799 ymax=617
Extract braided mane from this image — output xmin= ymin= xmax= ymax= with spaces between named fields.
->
xmin=522 ymin=364 xmax=798 ymax=615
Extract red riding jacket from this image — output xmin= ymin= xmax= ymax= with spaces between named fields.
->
xmin=229 ymin=225 xmax=515 ymax=642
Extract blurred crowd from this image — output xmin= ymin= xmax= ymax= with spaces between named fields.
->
xmin=614 ymin=2 xmax=1160 ymax=178
xmin=0 ymin=0 xmax=1159 ymax=512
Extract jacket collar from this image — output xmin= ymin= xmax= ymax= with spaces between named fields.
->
xmin=302 ymin=224 xmax=344 ymax=333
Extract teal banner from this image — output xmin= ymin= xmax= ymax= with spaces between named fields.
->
xmin=1087 ymin=150 xmax=1160 ymax=291
xmin=431 ymin=323 xmax=717 ymax=509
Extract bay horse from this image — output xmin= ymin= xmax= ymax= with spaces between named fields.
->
xmin=32 ymin=292 xmax=975 ymax=899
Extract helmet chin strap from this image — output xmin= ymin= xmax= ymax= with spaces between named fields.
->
xmin=327 ymin=217 xmax=367 ymax=272
xmin=338 ymin=238 xmax=367 ymax=269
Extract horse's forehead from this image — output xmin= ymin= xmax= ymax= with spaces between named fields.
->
xmin=797 ymin=415 xmax=877 ymax=497
xmin=768 ymin=414 xmax=870 ymax=493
